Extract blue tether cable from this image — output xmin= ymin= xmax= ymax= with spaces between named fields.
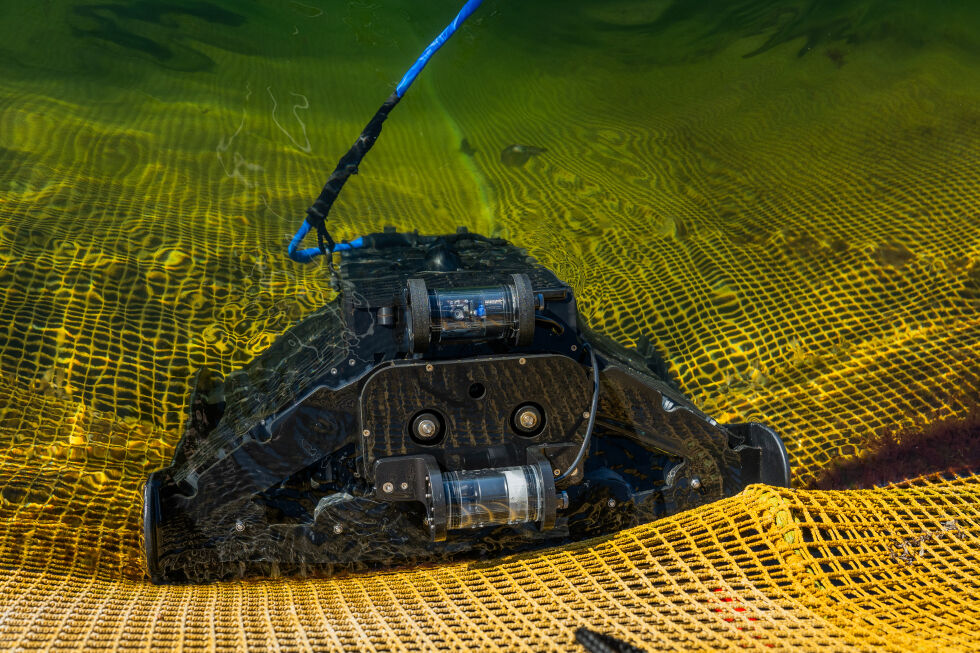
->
xmin=395 ymin=0 xmax=483 ymax=99
xmin=288 ymin=0 xmax=484 ymax=264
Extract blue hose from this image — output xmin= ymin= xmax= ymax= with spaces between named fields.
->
xmin=287 ymin=0 xmax=484 ymax=263
xmin=396 ymin=0 xmax=484 ymax=98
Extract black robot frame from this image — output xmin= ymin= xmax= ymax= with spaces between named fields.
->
xmin=143 ymin=228 xmax=791 ymax=583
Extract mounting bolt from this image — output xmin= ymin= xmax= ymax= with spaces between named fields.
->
xmin=514 ymin=405 xmax=542 ymax=433
xmin=235 ymin=520 xmax=245 ymax=533
xmin=362 ymin=429 xmax=370 ymax=437
xmin=330 ymin=368 xmax=337 ymax=375
xmin=607 ymin=498 xmax=617 ymax=508
xmin=416 ymin=418 xmax=437 ymax=438
xmin=348 ymin=358 xmax=356 ymax=366
xmin=553 ymin=468 xmax=561 ymax=477
xmin=333 ymin=523 xmax=344 ymax=534
xmin=425 ymin=363 xmax=434 ymax=372
xmin=400 ymin=482 xmax=409 ymax=491
xmin=518 ymin=357 xmax=526 ymax=365
xmin=570 ymin=345 xmax=578 ymax=352
xmin=690 ymin=477 xmax=702 ymax=490
xmin=412 ymin=412 xmax=442 ymax=443
xmin=583 ymin=411 xmax=591 ymax=420
xmin=383 ymin=482 xmax=394 ymax=493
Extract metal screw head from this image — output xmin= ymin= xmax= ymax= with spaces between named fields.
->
xmin=235 ymin=520 xmax=245 ymax=532
xmin=411 ymin=412 xmax=442 ymax=443
xmin=607 ymin=498 xmax=617 ymax=508
xmin=362 ymin=429 xmax=370 ymax=437
xmin=518 ymin=357 xmax=527 ymax=365
xmin=333 ymin=523 xmax=344 ymax=534
xmin=690 ymin=477 xmax=702 ymax=490
xmin=570 ymin=345 xmax=578 ymax=352
xmin=583 ymin=411 xmax=591 ymax=420
xmin=553 ymin=468 xmax=561 ymax=477
xmin=515 ymin=405 xmax=541 ymax=432
xmin=382 ymin=482 xmax=394 ymax=493
xmin=416 ymin=418 xmax=437 ymax=438
xmin=348 ymin=358 xmax=356 ymax=366
xmin=400 ymin=482 xmax=409 ymax=491
xmin=330 ymin=368 xmax=337 ymax=375
xmin=425 ymin=363 xmax=434 ymax=372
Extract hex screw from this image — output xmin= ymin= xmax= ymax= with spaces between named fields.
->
xmin=690 ymin=477 xmax=702 ymax=490
xmin=235 ymin=520 xmax=245 ymax=533
xmin=416 ymin=418 xmax=437 ymax=439
xmin=425 ymin=363 xmax=434 ymax=372
xmin=553 ymin=468 xmax=561 ymax=477
xmin=362 ymin=429 xmax=370 ymax=437
xmin=333 ymin=523 xmax=344 ymax=534
xmin=514 ymin=405 xmax=542 ymax=433
xmin=607 ymin=498 xmax=617 ymax=508
xmin=383 ymin=482 xmax=394 ymax=493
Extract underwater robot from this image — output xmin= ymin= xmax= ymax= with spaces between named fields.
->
xmin=142 ymin=0 xmax=791 ymax=583
xmin=143 ymin=228 xmax=790 ymax=582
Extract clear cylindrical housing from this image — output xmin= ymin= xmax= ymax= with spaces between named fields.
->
xmin=443 ymin=465 xmax=545 ymax=530
xmin=429 ymin=286 xmax=516 ymax=343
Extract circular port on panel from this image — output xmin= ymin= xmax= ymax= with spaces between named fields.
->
xmin=410 ymin=411 xmax=445 ymax=445
xmin=468 ymin=382 xmax=486 ymax=399
xmin=511 ymin=403 xmax=545 ymax=437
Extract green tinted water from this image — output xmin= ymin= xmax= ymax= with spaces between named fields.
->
xmin=0 ymin=0 xmax=978 ymax=487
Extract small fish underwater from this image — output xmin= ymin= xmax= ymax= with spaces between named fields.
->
xmin=500 ymin=143 xmax=547 ymax=167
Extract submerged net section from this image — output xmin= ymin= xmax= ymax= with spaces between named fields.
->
xmin=0 ymin=0 xmax=978 ymax=650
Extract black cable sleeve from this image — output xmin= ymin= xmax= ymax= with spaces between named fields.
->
xmin=305 ymin=92 xmax=402 ymax=254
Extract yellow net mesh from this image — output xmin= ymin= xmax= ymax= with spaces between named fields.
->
xmin=0 ymin=2 xmax=979 ymax=650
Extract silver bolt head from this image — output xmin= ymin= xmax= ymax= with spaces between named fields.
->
xmin=425 ymin=363 xmax=434 ymax=372
xmin=517 ymin=407 xmax=540 ymax=430
xmin=607 ymin=498 xmax=617 ymax=508
xmin=382 ymin=482 xmax=394 ymax=493
xmin=400 ymin=482 xmax=409 ymax=491
xmin=333 ymin=523 xmax=344 ymax=534
xmin=416 ymin=419 xmax=437 ymax=438
xmin=690 ymin=477 xmax=702 ymax=490
xmin=235 ymin=520 xmax=245 ymax=532
xmin=518 ymin=357 xmax=526 ymax=365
